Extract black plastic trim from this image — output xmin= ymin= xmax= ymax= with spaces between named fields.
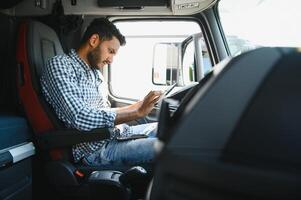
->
xmin=37 ymin=128 xmax=110 ymax=150
xmin=0 ymin=151 xmax=13 ymax=169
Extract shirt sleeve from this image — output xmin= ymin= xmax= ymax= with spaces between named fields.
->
xmin=41 ymin=56 xmax=116 ymax=131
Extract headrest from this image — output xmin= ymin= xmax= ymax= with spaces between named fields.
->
xmin=27 ymin=20 xmax=64 ymax=79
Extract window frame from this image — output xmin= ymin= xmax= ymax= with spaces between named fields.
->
xmin=108 ymin=17 xmax=213 ymax=102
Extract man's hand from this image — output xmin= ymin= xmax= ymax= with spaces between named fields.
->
xmin=136 ymin=91 xmax=162 ymax=117
xmin=114 ymin=90 xmax=162 ymax=125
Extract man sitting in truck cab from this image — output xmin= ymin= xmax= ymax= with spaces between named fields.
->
xmin=40 ymin=18 xmax=162 ymax=167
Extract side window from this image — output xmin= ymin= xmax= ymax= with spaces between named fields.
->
xmin=110 ymin=20 xmax=211 ymax=100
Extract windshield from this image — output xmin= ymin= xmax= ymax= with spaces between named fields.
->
xmin=218 ymin=0 xmax=301 ymax=56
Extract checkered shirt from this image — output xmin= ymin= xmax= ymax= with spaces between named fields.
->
xmin=40 ymin=49 xmax=132 ymax=162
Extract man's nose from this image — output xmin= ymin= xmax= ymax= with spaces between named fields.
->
xmin=108 ymin=56 xmax=114 ymax=64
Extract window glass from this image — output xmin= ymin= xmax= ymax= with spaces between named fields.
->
xmin=218 ymin=0 xmax=301 ymax=56
xmin=111 ymin=20 xmax=201 ymax=100
xmin=198 ymin=37 xmax=212 ymax=75
xmin=182 ymin=41 xmax=195 ymax=85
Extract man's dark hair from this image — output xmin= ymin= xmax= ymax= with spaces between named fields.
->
xmin=81 ymin=18 xmax=126 ymax=46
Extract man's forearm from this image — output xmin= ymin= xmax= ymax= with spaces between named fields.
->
xmin=113 ymin=103 xmax=142 ymax=125
xmin=112 ymin=91 xmax=161 ymax=125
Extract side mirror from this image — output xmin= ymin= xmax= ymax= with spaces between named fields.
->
xmin=152 ymin=43 xmax=180 ymax=85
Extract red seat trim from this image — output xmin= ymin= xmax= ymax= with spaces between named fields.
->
xmin=16 ymin=22 xmax=63 ymax=160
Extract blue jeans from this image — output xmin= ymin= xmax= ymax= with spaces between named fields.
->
xmin=83 ymin=123 xmax=158 ymax=168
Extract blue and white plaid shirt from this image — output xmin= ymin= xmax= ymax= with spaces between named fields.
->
xmin=40 ymin=49 xmax=132 ymax=162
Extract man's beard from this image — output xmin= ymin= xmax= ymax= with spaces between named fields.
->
xmin=87 ymin=44 xmax=101 ymax=69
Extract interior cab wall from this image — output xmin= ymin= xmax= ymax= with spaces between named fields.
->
xmin=0 ymin=13 xmax=20 ymax=114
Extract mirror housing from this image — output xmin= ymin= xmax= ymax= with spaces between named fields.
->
xmin=152 ymin=33 xmax=211 ymax=86
xmin=152 ymin=43 xmax=181 ymax=85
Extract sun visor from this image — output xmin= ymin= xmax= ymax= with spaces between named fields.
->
xmin=171 ymin=0 xmax=217 ymax=15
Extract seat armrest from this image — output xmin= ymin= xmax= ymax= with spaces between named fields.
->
xmin=37 ymin=128 xmax=110 ymax=150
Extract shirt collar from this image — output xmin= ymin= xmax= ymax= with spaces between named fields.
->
xmin=69 ymin=49 xmax=102 ymax=82
xmin=69 ymin=49 xmax=91 ymax=71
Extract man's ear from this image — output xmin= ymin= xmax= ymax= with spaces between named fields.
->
xmin=89 ymin=34 xmax=100 ymax=48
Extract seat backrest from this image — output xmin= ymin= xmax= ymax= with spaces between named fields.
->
xmin=16 ymin=20 xmax=65 ymax=159
xmin=17 ymin=20 xmax=64 ymax=132
xmin=27 ymin=20 xmax=66 ymax=129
